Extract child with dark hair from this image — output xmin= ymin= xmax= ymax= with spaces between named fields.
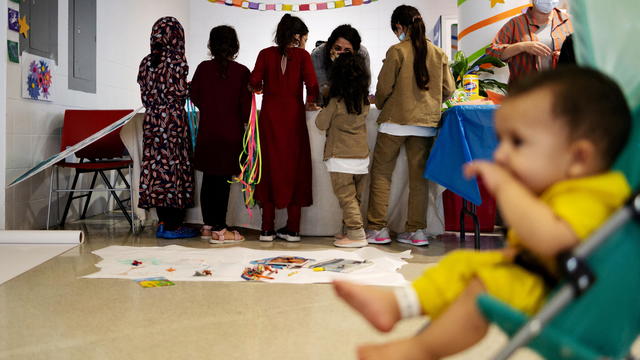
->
xmin=190 ymin=25 xmax=251 ymax=243
xmin=316 ymin=53 xmax=371 ymax=248
xmin=366 ymin=5 xmax=455 ymax=246
xmin=250 ymin=14 xmax=319 ymax=242
xmin=333 ymin=66 xmax=632 ymax=359
xmin=311 ymin=24 xmax=371 ymax=106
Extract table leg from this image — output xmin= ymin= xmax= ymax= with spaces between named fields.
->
xmin=460 ymin=199 xmax=482 ymax=249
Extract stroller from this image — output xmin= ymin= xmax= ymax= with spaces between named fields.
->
xmin=477 ymin=1 xmax=640 ymax=358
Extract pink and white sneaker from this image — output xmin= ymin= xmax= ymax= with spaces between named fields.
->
xmin=397 ymin=229 xmax=430 ymax=246
xmin=366 ymin=227 xmax=392 ymax=244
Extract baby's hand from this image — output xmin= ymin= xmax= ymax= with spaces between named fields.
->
xmin=463 ymin=160 xmax=514 ymax=195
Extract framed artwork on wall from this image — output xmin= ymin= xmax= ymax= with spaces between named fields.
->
xmin=21 ymin=52 xmax=55 ymax=101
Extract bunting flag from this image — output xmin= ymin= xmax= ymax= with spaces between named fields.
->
xmin=209 ymin=0 xmax=378 ymax=12
xmin=231 ymin=94 xmax=262 ymax=216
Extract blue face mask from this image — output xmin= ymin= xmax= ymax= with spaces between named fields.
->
xmin=398 ymin=32 xmax=406 ymax=41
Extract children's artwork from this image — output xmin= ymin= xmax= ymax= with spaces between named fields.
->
xmin=135 ymin=277 xmax=175 ymax=288
xmin=309 ymin=259 xmax=374 ymax=273
xmin=18 ymin=15 xmax=28 ymax=38
xmin=7 ymin=40 xmax=18 ymax=63
xmin=21 ymin=52 xmax=54 ymax=102
xmin=84 ymin=245 xmax=412 ymax=286
xmin=8 ymin=8 xmax=18 ymax=32
xmin=251 ymin=256 xmax=312 ymax=268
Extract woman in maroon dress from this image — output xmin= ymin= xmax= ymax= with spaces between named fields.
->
xmin=137 ymin=17 xmax=197 ymax=239
xmin=190 ymin=25 xmax=251 ymax=243
xmin=250 ymin=14 xmax=319 ymax=242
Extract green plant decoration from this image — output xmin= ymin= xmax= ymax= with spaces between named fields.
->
xmin=451 ymin=51 xmax=508 ymax=97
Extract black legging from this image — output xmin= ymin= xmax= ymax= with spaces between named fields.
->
xmin=200 ymin=174 xmax=231 ymax=231
xmin=156 ymin=207 xmax=185 ymax=230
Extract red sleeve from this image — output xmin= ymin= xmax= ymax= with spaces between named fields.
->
xmin=301 ymin=50 xmax=319 ymax=103
xmin=189 ymin=62 xmax=205 ymax=108
xmin=249 ymin=49 xmax=266 ymax=92
xmin=239 ymin=66 xmax=252 ymax=125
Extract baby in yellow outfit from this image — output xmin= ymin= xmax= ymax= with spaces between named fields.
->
xmin=333 ymin=66 xmax=632 ymax=360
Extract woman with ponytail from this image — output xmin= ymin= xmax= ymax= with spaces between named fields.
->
xmin=365 ymin=5 xmax=455 ymax=246
xmin=249 ymin=14 xmax=319 ymax=242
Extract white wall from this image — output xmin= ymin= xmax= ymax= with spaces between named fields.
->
xmin=0 ymin=0 xmax=7 ymax=229
xmin=188 ymin=0 xmax=457 ymax=92
xmin=4 ymin=0 xmax=190 ymax=229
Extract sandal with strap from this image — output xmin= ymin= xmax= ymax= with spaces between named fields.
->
xmin=209 ymin=228 xmax=245 ymax=244
xmin=201 ymin=225 xmax=213 ymax=240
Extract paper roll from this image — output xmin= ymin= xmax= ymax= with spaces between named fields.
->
xmin=0 ymin=230 xmax=84 ymax=244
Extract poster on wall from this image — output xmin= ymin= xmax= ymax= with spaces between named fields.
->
xmin=8 ymin=8 xmax=19 ymax=31
xmin=21 ymin=52 xmax=55 ymax=102
xmin=7 ymin=40 xmax=18 ymax=63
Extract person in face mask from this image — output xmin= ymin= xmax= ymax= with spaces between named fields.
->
xmin=311 ymin=24 xmax=371 ymax=106
xmin=487 ymin=0 xmax=573 ymax=85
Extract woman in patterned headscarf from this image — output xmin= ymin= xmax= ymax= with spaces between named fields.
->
xmin=137 ymin=16 xmax=198 ymax=239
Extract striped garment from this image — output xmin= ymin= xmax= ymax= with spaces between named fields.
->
xmin=487 ymin=8 xmax=573 ymax=85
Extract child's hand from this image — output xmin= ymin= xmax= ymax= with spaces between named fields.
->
xmin=463 ymin=160 xmax=514 ymax=195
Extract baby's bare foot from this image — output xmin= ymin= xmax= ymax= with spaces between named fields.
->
xmin=358 ymin=338 xmax=429 ymax=360
xmin=333 ymin=280 xmax=401 ymax=332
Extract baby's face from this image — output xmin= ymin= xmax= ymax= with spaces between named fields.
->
xmin=493 ymin=87 xmax=575 ymax=195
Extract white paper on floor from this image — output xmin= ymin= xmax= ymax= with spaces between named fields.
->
xmin=84 ymin=245 xmax=412 ymax=286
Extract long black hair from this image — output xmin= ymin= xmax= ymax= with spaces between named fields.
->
xmin=323 ymin=24 xmax=362 ymax=71
xmin=208 ymin=25 xmax=240 ymax=79
xmin=328 ymin=53 xmax=370 ymax=115
xmin=275 ymin=14 xmax=309 ymax=56
xmin=391 ymin=5 xmax=429 ymax=90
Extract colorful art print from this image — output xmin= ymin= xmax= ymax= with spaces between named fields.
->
xmin=8 ymin=8 xmax=19 ymax=32
xmin=7 ymin=40 xmax=18 ymax=63
xmin=251 ymin=256 xmax=312 ymax=266
xmin=21 ymin=53 xmax=54 ymax=102
xmin=135 ymin=277 xmax=175 ymax=288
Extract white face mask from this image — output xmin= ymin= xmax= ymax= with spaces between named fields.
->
xmin=534 ymin=0 xmax=559 ymax=14
xmin=397 ymin=32 xmax=406 ymax=41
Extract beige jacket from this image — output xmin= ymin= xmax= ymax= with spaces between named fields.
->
xmin=375 ymin=38 xmax=455 ymax=127
xmin=316 ymin=98 xmax=370 ymax=161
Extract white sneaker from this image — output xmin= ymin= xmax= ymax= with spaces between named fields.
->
xmin=397 ymin=229 xmax=430 ymax=246
xmin=366 ymin=227 xmax=391 ymax=244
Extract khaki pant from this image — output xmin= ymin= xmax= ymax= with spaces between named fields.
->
xmin=367 ymin=132 xmax=434 ymax=232
xmin=330 ymin=172 xmax=367 ymax=240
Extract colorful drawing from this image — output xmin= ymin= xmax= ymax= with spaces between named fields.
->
xmin=8 ymin=8 xmax=19 ymax=32
xmin=7 ymin=40 xmax=18 ymax=63
xmin=135 ymin=277 xmax=175 ymax=288
xmin=21 ymin=53 xmax=54 ymax=102
xmin=251 ymin=256 xmax=312 ymax=268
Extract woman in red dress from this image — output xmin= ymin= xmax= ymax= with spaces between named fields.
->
xmin=249 ymin=14 xmax=319 ymax=242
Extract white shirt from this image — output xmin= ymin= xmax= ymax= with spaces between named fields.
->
xmin=378 ymin=123 xmax=438 ymax=137
xmin=324 ymin=157 xmax=370 ymax=174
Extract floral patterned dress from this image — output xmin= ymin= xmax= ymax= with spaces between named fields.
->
xmin=137 ymin=17 xmax=194 ymax=210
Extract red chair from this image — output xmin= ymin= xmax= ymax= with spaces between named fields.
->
xmin=47 ymin=109 xmax=135 ymax=229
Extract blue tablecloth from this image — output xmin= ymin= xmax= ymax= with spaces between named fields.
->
xmin=424 ymin=105 xmax=498 ymax=205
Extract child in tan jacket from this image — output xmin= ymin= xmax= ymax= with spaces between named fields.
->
xmin=316 ymin=53 xmax=371 ymax=247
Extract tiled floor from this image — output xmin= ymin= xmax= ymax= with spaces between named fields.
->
xmin=0 ymin=217 xmax=631 ymax=359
